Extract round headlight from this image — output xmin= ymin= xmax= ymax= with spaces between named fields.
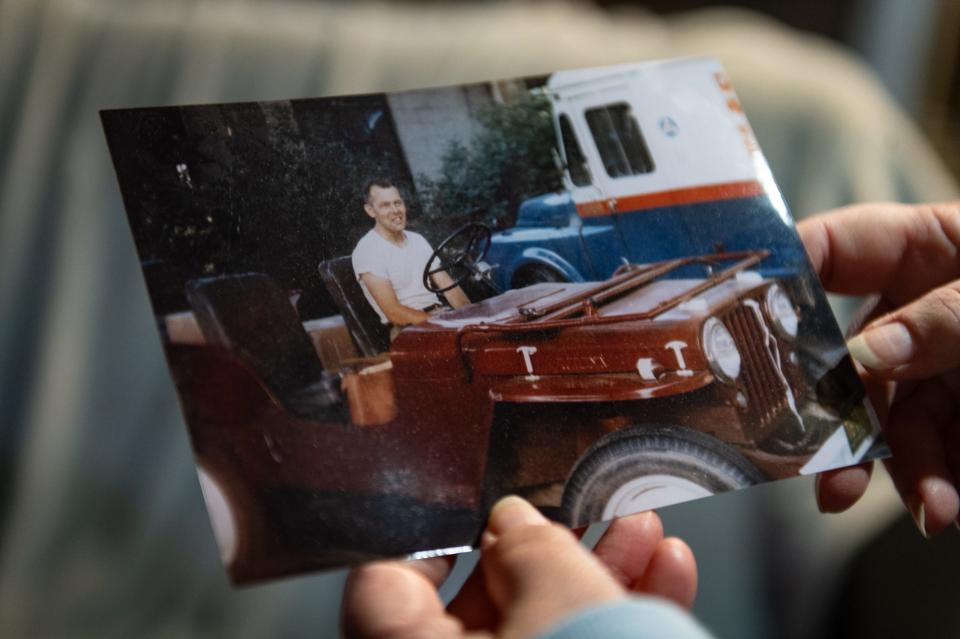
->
xmin=765 ymin=284 xmax=798 ymax=339
xmin=702 ymin=317 xmax=741 ymax=383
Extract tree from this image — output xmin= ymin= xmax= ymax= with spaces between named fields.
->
xmin=418 ymin=93 xmax=563 ymax=234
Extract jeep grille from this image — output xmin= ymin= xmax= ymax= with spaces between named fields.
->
xmin=722 ymin=303 xmax=788 ymax=439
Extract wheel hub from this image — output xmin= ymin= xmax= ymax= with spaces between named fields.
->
xmin=602 ymin=474 xmax=713 ymax=518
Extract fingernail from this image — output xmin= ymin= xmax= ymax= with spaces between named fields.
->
xmin=909 ymin=498 xmax=929 ymax=539
xmin=489 ymin=495 xmax=548 ymax=534
xmin=480 ymin=530 xmax=498 ymax=549
xmin=847 ymin=322 xmax=914 ymax=370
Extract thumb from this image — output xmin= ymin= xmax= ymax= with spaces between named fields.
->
xmin=846 ymin=279 xmax=960 ymax=378
xmin=480 ymin=496 xmax=623 ymax=638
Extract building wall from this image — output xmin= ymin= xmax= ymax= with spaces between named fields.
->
xmin=387 ymin=84 xmax=495 ymax=195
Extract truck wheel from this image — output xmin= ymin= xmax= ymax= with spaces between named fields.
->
xmin=511 ymin=264 xmax=566 ymax=289
xmin=561 ymin=426 xmax=765 ymax=528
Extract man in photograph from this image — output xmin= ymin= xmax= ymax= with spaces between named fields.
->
xmin=352 ymin=178 xmax=469 ymax=335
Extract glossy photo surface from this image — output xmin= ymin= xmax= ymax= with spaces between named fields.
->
xmin=102 ymin=58 xmax=885 ymax=584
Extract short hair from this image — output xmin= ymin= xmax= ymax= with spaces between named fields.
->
xmin=363 ymin=178 xmax=397 ymax=204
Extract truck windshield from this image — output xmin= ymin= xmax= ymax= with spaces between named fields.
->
xmin=585 ymin=103 xmax=655 ymax=178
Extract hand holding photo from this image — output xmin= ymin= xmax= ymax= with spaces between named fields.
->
xmin=102 ymin=57 xmax=885 ymax=583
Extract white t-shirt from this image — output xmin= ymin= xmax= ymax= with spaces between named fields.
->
xmin=351 ymin=229 xmax=440 ymax=323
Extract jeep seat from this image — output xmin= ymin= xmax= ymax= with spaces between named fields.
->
xmin=185 ymin=273 xmax=341 ymax=420
xmin=318 ymin=256 xmax=390 ymax=357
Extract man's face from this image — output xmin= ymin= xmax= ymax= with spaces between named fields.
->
xmin=364 ymin=185 xmax=407 ymax=234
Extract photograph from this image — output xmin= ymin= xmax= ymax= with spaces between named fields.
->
xmin=101 ymin=57 xmax=885 ymax=584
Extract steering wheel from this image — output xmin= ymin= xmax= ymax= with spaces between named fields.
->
xmin=422 ymin=222 xmax=492 ymax=294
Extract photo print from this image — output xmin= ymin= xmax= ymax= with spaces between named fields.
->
xmin=102 ymin=57 xmax=885 ymax=584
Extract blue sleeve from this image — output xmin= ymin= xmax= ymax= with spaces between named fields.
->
xmin=537 ymin=597 xmax=715 ymax=639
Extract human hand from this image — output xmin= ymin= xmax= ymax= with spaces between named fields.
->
xmin=798 ymin=201 xmax=960 ymax=536
xmin=341 ymin=496 xmax=697 ymax=638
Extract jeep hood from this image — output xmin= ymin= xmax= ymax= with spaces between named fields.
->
xmin=427 ymin=271 xmax=767 ymax=330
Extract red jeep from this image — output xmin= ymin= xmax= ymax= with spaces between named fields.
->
xmin=168 ymin=224 xmax=859 ymax=582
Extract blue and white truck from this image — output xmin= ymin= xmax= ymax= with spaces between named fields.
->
xmin=486 ymin=58 xmax=807 ymax=291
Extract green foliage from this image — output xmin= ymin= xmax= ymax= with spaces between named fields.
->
xmin=418 ymin=94 xmax=563 ymax=233
xmin=110 ymin=93 xmax=563 ymax=308
xmin=118 ymin=100 xmax=410 ymax=292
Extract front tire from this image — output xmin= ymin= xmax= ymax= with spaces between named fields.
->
xmin=561 ymin=426 xmax=765 ymax=527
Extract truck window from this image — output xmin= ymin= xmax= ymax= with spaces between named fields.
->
xmin=558 ymin=114 xmax=592 ymax=187
xmin=584 ymin=103 xmax=655 ymax=178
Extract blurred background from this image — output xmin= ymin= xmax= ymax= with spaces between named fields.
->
xmin=1 ymin=0 xmax=958 ymax=637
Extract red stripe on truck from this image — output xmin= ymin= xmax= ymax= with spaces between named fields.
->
xmin=575 ymin=180 xmax=765 ymax=218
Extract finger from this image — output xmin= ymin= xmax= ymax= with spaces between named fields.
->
xmin=797 ymin=202 xmax=960 ymax=300
xmin=846 ymin=279 xmax=960 ymax=379
xmin=815 ymin=462 xmax=873 ymax=513
xmin=481 ymin=495 xmax=554 ymax=546
xmin=481 ymin=496 xmax=624 ymax=639
xmin=592 ymin=511 xmax=664 ymax=588
xmin=449 ymin=513 xmax=663 ymax=631
xmin=884 ymin=380 xmax=959 ymax=537
xmin=446 ymin=559 xmax=499 ymax=632
xmin=633 ymin=538 xmax=698 ymax=609
xmin=342 ymin=558 xmax=461 ymax=639
xmin=590 ymin=512 xmax=697 ymax=606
